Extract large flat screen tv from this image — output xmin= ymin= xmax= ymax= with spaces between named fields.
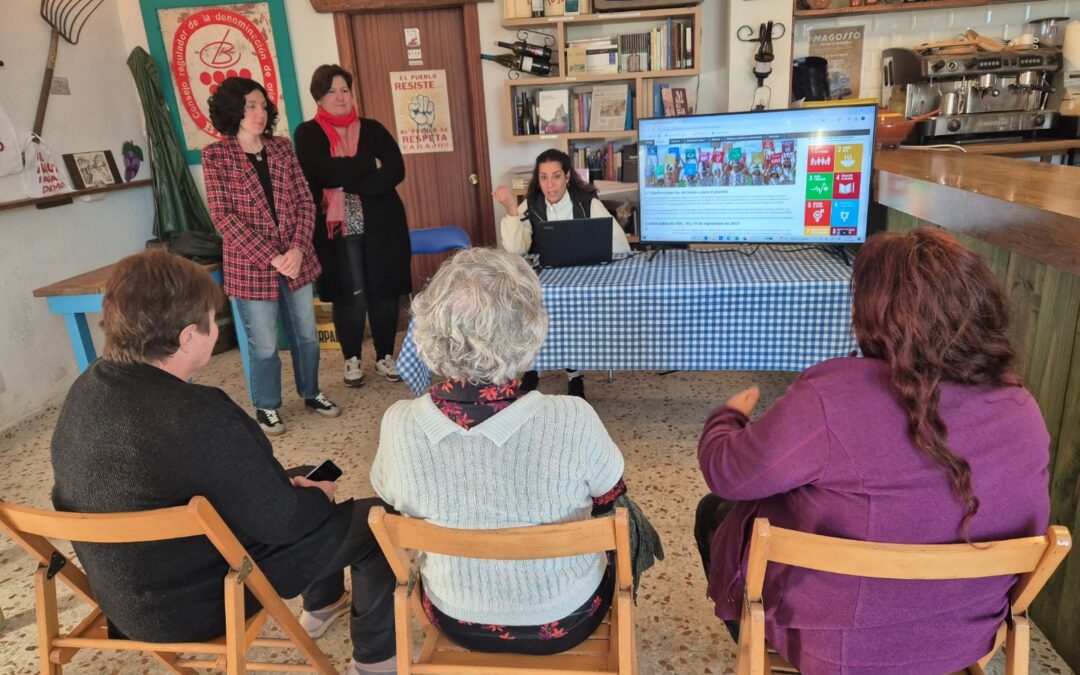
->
xmin=637 ymin=104 xmax=877 ymax=245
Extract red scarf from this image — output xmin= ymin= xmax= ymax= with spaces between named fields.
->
xmin=314 ymin=106 xmax=361 ymax=238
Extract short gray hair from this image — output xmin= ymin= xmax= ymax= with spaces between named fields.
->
xmin=411 ymin=247 xmax=548 ymax=385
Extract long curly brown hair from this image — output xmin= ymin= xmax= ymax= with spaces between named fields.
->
xmin=852 ymin=228 xmax=1017 ymax=539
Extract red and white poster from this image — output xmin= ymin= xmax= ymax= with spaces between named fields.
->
xmin=157 ymin=4 xmax=292 ymax=151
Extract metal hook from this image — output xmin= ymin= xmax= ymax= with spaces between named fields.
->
xmin=736 ymin=22 xmax=786 ymax=43
xmin=516 ymin=28 xmax=555 ymax=49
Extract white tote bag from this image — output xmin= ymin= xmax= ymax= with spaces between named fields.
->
xmin=0 ymin=101 xmax=21 ymax=177
xmin=22 ymin=133 xmax=72 ymax=198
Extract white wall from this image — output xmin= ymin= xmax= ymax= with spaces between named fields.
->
xmin=792 ymin=0 xmax=1078 ymax=101
xmin=0 ymin=0 xmax=154 ymax=430
xmin=728 ymin=0 xmax=793 ymax=111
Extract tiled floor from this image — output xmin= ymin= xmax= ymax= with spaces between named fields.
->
xmin=0 ymin=346 xmax=1073 ymax=674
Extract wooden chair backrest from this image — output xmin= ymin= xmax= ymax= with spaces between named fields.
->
xmin=370 ymin=506 xmax=633 ymax=593
xmin=0 ymin=496 xmax=311 ymax=643
xmin=744 ymin=519 xmax=1072 ymax=614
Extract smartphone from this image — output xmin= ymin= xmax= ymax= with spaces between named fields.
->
xmin=305 ymin=459 xmax=343 ymax=483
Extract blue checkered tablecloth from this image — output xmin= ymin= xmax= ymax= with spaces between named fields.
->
xmin=397 ymin=247 xmax=856 ymax=395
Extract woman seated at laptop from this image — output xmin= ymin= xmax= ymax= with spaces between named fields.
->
xmin=693 ymin=227 xmax=1050 ymax=674
xmin=492 ymin=148 xmax=630 ymax=398
xmin=371 ymin=246 xmax=628 ymax=656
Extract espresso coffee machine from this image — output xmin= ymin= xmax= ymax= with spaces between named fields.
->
xmin=881 ymin=46 xmax=1062 ymax=143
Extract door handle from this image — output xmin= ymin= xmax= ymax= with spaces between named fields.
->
xmin=468 ymin=173 xmax=479 ymax=185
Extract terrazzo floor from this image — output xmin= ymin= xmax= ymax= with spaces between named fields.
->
xmin=0 ymin=344 xmax=1073 ymax=674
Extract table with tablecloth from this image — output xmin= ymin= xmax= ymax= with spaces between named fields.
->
xmin=397 ymin=247 xmax=857 ymax=395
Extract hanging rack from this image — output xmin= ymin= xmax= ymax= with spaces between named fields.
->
xmin=736 ymin=23 xmax=786 ymax=43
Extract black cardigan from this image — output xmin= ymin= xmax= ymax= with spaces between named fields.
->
xmin=51 ymin=361 xmax=350 ymax=642
xmin=294 ymin=118 xmax=413 ymax=301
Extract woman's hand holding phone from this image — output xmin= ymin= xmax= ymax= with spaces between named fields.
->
xmin=291 ymin=475 xmax=337 ymax=502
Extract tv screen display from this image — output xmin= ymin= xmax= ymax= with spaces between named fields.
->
xmin=637 ymin=104 xmax=877 ymax=244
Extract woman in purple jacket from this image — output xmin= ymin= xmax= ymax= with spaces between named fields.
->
xmin=694 ymin=227 xmax=1050 ymax=674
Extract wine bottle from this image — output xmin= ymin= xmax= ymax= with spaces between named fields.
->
xmin=531 ymin=0 xmax=544 ymax=17
xmin=481 ymin=53 xmax=519 ymax=70
xmin=495 ymin=40 xmax=552 ymax=61
xmin=517 ymin=54 xmax=552 ymax=77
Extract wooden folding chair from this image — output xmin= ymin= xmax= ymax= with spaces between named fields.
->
xmin=0 ymin=496 xmax=339 ymax=674
xmin=368 ymin=506 xmax=638 ymax=675
xmin=736 ymin=518 xmax=1072 ymax=675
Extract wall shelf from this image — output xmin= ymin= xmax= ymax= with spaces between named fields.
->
xmin=793 ymin=0 xmax=1049 ymax=20
xmin=0 ymin=178 xmax=153 ymax=213
xmin=502 ymin=7 xmax=700 ymax=29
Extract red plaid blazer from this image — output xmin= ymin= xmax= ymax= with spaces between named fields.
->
xmin=202 ymin=135 xmax=320 ymax=300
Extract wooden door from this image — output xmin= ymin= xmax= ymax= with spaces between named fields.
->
xmin=333 ymin=5 xmax=494 ymax=289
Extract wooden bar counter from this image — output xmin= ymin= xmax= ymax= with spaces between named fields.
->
xmin=874 ymin=148 xmax=1080 ymax=275
xmin=872 ymin=148 xmax=1080 ymax=672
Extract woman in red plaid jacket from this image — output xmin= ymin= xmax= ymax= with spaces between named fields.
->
xmin=203 ymin=77 xmax=341 ymax=436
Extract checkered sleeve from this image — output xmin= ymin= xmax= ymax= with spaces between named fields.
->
xmin=202 ymin=143 xmax=279 ymax=267
xmin=277 ymin=138 xmax=316 ymax=252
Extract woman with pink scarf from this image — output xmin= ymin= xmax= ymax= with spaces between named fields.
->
xmin=295 ymin=64 xmax=412 ymax=389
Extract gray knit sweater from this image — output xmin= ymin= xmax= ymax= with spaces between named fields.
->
xmin=370 ymin=391 xmax=624 ymax=625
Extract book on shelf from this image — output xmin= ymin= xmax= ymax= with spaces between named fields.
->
xmin=565 ymin=0 xmax=580 ymax=15
xmin=537 ymin=89 xmax=571 ymax=134
xmin=672 ymin=87 xmax=689 ymax=116
xmin=544 ymin=0 xmax=564 ymax=17
xmin=660 ymin=86 xmax=674 ymax=117
xmin=565 ymin=47 xmax=587 ymax=75
xmin=590 ymin=83 xmax=629 ymax=132
xmin=585 ymin=46 xmax=618 ymax=74
xmin=503 ymin=0 xmax=533 ymax=18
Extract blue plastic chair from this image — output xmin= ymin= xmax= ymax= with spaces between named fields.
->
xmin=409 ymin=226 xmax=471 ymax=255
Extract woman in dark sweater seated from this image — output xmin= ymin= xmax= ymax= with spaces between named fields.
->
xmin=694 ymin=227 xmax=1050 ymax=674
xmin=50 ymin=250 xmax=396 ymax=675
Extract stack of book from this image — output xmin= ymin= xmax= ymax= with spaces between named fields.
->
xmin=616 ymin=20 xmax=694 ymax=73
xmin=572 ymin=142 xmax=626 ymax=182
xmin=565 ymin=38 xmax=618 ymax=76
xmin=516 ymin=84 xmax=633 ymax=136
xmin=508 ymin=164 xmax=534 ymax=191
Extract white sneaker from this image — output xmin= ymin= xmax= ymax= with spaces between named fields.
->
xmin=298 ymin=591 xmax=350 ymax=638
xmin=256 ymin=408 xmax=286 ymax=436
xmin=374 ymin=355 xmax=401 ymax=382
xmin=347 ymin=655 xmax=397 ymax=674
xmin=344 ymin=356 xmax=365 ymax=388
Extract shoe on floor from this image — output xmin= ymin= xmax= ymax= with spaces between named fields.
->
xmin=305 ymin=392 xmax=342 ymax=417
xmin=256 ymin=408 xmax=286 ymax=436
xmin=347 ymin=656 xmax=397 ymax=674
xmin=298 ymin=591 xmax=350 ymax=639
xmin=567 ymin=375 xmax=586 ymax=400
xmin=520 ymin=370 xmax=539 ymax=393
xmin=374 ymin=355 xmax=401 ymax=382
xmin=344 ymin=356 xmax=365 ymax=388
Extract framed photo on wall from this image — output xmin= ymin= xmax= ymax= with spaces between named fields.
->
xmin=138 ymin=0 xmax=303 ymax=164
xmin=62 ymin=151 xmax=124 ymax=190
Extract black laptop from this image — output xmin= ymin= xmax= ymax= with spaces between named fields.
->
xmin=533 ymin=217 xmax=613 ymax=268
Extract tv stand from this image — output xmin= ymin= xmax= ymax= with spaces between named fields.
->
xmin=646 ymin=244 xmax=688 ymax=262
xmin=821 ymin=244 xmax=855 ymax=267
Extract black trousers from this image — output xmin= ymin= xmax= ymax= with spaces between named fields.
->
xmin=332 ymin=292 xmax=400 ymax=361
xmin=694 ymin=493 xmax=741 ymax=643
xmin=330 ymin=232 xmax=400 ymax=362
xmin=301 ymin=497 xmax=397 ymax=663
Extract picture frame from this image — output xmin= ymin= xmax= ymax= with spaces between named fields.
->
xmin=62 ymin=150 xmax=124 ymax=191
xmin=138 ymin=0 xmax=303 ymax=164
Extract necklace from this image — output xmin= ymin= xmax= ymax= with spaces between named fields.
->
xmin=250 ymin=149 xmax=265 ymax=162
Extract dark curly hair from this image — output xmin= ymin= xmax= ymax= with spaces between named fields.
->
xmin=526 ymin=148 xmax=597 ymax=206
xmin=207 ymin=77 xmax=277 ymax=137
xmin=852 ymin=227 xmax=1017 ymax=540
xmin=310 ymin=64 xmax=353 ymax=101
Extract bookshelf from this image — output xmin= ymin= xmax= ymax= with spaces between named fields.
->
xmin=499 ymin=5 xmax=703 ymax=160
xmin=792 ymin=0 xmax=1048 ymax=20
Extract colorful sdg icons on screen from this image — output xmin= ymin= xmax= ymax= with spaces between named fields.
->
xmin=803 ymin=144 xmax=862 ymax=237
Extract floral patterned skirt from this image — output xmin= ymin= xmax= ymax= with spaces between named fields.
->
xmin=422 ymin=554 xmax=616 ymax=655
